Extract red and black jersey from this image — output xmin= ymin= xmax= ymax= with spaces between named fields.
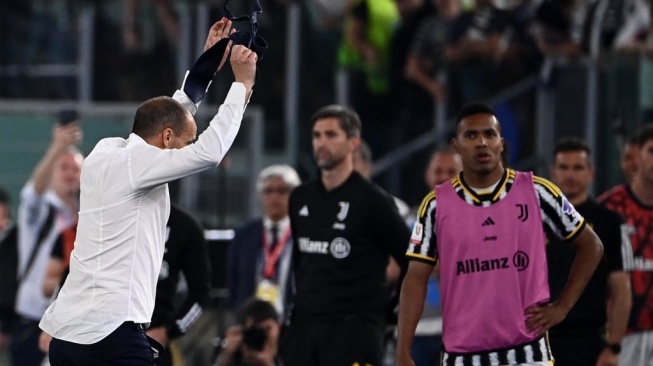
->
xmin=598 ymin=184 xmax=653 ymax=333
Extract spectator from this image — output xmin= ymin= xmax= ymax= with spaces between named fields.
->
xmin=352 ymin=140 xmax=411 ymax=223
xmin=279 ymin=105 xmax=411 ymax=366
xmin=530 ymin=0 xmax=585 ymax=58
xmin=424 ymin=148 xmax=463 ymax=196
xmin=396 ymin=102 xmax=603 ymax=366
xmin=390 ymin=0 xmax=436 ymax=144
xmin=621 ymin=132 xmax=640 ymax=183
xmin=214 ymin=298 xmax=283 ymax=366
xmin=228 ymin=165 xmax=301 ymax=322
xmin=121 ymin=0 xmax=181 ymax=101
xmin=599 ymin=123 xmax=653 ymax=365
xmin=445 ymin=0 xmax=514 ymax=111
xmin=578 ymin=0 xmax=651 ymax=60
xmin=338 ymin=0 xmax=400 ymax=158
xmin=548 ymin=137 xmax=631 ymax=366
xmin=406 ymin=0 xmax=461 ymax=110
xmin=12 ymin=117 xmax=82 ymax=366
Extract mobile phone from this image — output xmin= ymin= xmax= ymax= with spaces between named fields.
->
xmin=57 ymin=110 xmax=79 ymax=125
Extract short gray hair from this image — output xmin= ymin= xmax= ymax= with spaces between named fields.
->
xmin=256 ymin=164 xmax=301 ymax=194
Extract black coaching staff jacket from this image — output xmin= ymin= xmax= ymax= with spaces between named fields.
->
xmin=287 ymin=171 xmax=411 ymax=322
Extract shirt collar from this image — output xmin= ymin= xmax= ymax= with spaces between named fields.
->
xmin=263 ymin=216 xmax=289 ymax=231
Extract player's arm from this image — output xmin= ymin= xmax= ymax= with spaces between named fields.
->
xmin=396 ymin=193 xmax=437 ymax=366
xmin=396 ymin=261 xmax=432 ymax=366
xmin=601 ymin=271 xmax=631 ymax=352
xmin=597 ymin=215 xmax=631 ymax=364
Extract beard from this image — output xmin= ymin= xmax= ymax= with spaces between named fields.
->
xmin=315 ymin=152 xmax=345 ymax=171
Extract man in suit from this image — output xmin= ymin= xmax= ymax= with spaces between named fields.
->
xmin=227 ymin=165 xmax=301 ymax=322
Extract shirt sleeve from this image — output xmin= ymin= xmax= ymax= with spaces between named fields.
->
xmin=370 ymin=189 xmax=412 ymax=266
xmin=406 ymin=191 xmax=438 ymax=264
xmin=533 ymin=176 xmax=585 ymax=241
xmin=128 ymin=83 xmax=247 ymax=189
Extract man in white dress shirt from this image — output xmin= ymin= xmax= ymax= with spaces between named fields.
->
xmin=39 ymin=19 xmax=258 ymax=366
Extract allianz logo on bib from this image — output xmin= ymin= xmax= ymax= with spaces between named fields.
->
xmin=298 ymin=237 xmax=352 ymax=259
xmin=456 ymin=251 xmax=530 ymax=275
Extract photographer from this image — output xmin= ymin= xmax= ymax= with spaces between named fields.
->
xmin=216 ymin=298 xmax=282 ymax=366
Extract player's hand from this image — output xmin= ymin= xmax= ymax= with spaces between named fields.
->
xmin=230 ymin=45 xmax=257 ymax=93
xmin=595 ymin=348 xmax=618 ymax=366
xmin=395 ymin=353 xmax=416 ymax=366
xmin=204 ymin=17 xmax=234 ymax=52
xmin=146 ymin=326 xmax=169 ymax=348
xmin=524 ymin=302 xmax=567 ymax=335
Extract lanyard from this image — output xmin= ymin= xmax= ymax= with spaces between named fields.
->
xmin=262 ymin=226 xmax=291 ymax=279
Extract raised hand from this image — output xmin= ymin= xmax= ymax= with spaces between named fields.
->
xmin=205 ymin=17 xmax=235 ymax=73
xmin=230 ymin=45 xmax=258 ymax=96
xmin=204 ymin=17 xmax=234 ymax=52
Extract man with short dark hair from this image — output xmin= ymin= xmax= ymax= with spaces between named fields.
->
xmin=599 ymin=124 xmax=653 ymax=365
xmin=280 ymin=105 xmax=411 ymax=366
xmin=396 ymin=103 xmax=604 ymax=366
xmin=39 ymin=19 xmax=258 ymax=365
xmin=548 ymin=137 xmax=631 ymax=366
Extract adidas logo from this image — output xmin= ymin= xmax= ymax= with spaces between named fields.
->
xmin=481 ymin=217 xmax=495 ymax=226
xmin=299 ymin=205 xmax=309 ymax=217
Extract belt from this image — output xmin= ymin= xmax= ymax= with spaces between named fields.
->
xmin=123 ymin=321 xmax=148 ymax=331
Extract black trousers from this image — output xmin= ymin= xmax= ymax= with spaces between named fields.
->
xmin=49 ymin=322 xmax=161 ymax=366
xmin=10 ymin=316 xmax=45 ymax=366
xmin=549 ymin=331 xmax=603 ymax=366
xmin=280 ymin=314 xmax=384 ymax=366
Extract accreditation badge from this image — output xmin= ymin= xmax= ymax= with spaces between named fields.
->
xmin=256 ymin=279 xmax=280 ymax=305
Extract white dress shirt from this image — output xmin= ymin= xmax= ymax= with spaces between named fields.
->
xmin=40 ymin=83 xmax=247 ymax=344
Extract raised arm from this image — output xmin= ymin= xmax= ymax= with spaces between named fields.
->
xmin=31 ymin=123 xmax=81 ymax=195
xmin=396 ymin=260 xmax=433 ymax=366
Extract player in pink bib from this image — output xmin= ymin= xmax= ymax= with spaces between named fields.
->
xmin=396 ymin=103 xmax=604 ymax=366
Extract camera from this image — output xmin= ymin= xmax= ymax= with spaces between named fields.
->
xmin=242 ymin=325 xmax=267 ymax=351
